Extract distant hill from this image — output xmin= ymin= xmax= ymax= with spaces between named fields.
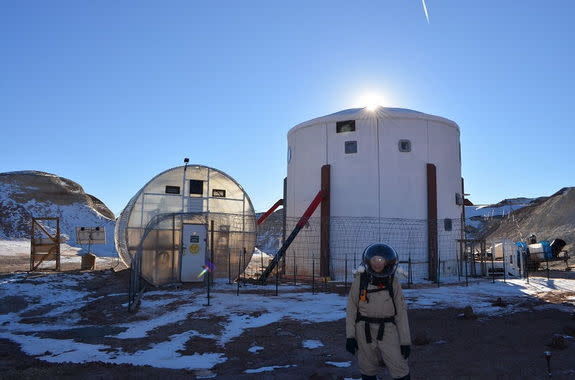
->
xmin=465 ymin=197 xmax=535 ymax=232
xmin=0 ymin=171 xmax=117 ymax=256
xmin=474 ymin=188 xmax=575 ymax=252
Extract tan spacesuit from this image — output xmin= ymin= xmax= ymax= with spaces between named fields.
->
xmin=346 ymin=243 xmax=411 ymax=380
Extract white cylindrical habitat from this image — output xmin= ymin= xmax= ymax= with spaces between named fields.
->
xmin=285 ymin=107 xmax=463 ymax=281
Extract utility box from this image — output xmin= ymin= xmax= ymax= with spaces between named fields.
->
xmin=81 ymin=253 xmax=96 ymax=270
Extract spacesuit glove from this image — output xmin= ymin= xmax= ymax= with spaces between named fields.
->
xmin=400 ymin=345 xmax=411 ymax=359
xmin=346 ymin=338 xmax=358 ymax=355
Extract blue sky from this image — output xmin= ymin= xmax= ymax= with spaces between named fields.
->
xmin=1 ymin=1 xmax=574 ymax=215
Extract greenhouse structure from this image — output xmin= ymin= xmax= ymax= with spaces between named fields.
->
xmin=115 ymin=164 xmax=256 ymax=286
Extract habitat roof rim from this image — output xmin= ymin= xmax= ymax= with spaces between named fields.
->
xmin=288 ymin=106 xmax=459 ymax=136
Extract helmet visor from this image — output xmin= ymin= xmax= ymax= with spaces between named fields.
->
xmin=362 ymin=244 xmax=398 ymax=278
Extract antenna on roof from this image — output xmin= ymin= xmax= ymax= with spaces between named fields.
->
xmin=182 ymin=158 xmax=190 ymax=212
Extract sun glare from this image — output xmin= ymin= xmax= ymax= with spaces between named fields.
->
xmin=357 ymin=93 xmax=386 ymax=111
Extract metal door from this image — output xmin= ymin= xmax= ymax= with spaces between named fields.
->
xmin=181 ymin=223 xmax=207 ymax=282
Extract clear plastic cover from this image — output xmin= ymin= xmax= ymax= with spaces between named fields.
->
xmin=115 ymin=165 xmax=256 ymax=285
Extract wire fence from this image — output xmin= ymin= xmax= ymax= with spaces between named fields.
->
xmin=255 ymin=216 xmax=464 ymax=284
xmin=127 ymin=211 xmax=256 ymax=311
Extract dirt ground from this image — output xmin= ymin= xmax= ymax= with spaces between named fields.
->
xmin=1 ymin=266 xmax=574 ymax=380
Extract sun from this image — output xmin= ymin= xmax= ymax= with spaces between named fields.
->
xmin=356 ymin=93 xmax=386 ymax=111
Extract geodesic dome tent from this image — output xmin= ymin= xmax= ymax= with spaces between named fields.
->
xmin=115 ymin=165 xmax=256 ymax=286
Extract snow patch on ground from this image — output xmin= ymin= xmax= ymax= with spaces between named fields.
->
xmin=1 ymin=273 xmax=574 ymax=371
xmin=404 ymin=277 xmax=575 ymax=316
xmin=302 ymin=339 xmax=324 ymax=349
xmin=0 ymin=331 xmax=226 ymax=370
xmin=244 ymin=364 xmax=297 ymax=373
xmin=248 ymin=345 xmax=264 ymax=353
xmin=326 ymin=361 xmax=352 ymax=367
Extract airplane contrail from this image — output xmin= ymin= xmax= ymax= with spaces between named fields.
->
xmin=421 ymin=0 xmax=430 ymax=24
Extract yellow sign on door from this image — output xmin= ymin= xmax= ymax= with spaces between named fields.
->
xmin=189 ymin=244 xmax=200 ymax=254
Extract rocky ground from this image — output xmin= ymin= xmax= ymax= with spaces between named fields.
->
xmin=1 ymin=265 xmax=574 ymax=380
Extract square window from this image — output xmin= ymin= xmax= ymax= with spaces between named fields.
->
xmin=345 ymin=140 xmax=357 ymax=154
xmin=336 ymin=120 xmax=356 ymax=133
xmin=444 ymin=218 xmax=453 ymax=231
xmin=398 ymin=139 xmax=411 ymax=152
xmin=189 ymin=180 xmax=203 ymax=196
xmin=165 ymin=185 xmax=180 ymax=194
xmin=212 ymin=189 xmax=226 ymax=197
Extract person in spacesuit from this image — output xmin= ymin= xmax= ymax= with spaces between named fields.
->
xmin=345 ymin=243 xmax=411 ymax=380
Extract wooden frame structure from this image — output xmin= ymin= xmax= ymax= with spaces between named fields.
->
xmin=457 ymin=238 xmax=487 ymax=277
xmin=30 ymin=217 xmax=61 ymax=271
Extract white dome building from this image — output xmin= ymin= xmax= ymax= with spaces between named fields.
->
xmin=285 ymin=107 xmax=463 ymax=282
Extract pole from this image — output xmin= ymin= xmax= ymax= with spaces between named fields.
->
xmin=293 ymin=251 xmax=296 ymax=286
xmin=276 ymin=267 xmax=280 ymax=296
xmin=236 ymin=249 xmax=241 ymax=296
xmin=437 ymin=259 xmax=440 ymax=288
xmin=205 ymin=223 xmax=212 ymax=307
xmin=260 ymin=247 xmax=264 ymax=280
xmin=282 ymin=178 xmax=287 ymax=247
xmin=465 ymin=248 xmax=469 ymax=287
xmin=408 ymin=256 xmax=412 ymax=288
xmin=228 ymin=248 xmax=231 ymax=284
xmin=242 ymin=247 xmax=247 ymax=285
xmin=181 ymin=160 xmax=188 ymax=273
xmin=210 ymin=220 xmax=215 ymax=286
xmin=491 ymin=244 xmax=495 ymax=283
xmin=518 ymin=245 xmax=524 ymax=279
xmin=525 ymin=251 xmax=530 ymax=284
xmin=460 ymin=178 xmax=466 ymax=279
xmin=275 ymin=265 xmax=279 ymax=296
xmin=172 ymin=215 xmax=176 ymax=281
xmin=181 ymin=161 xmax=188 ymax=214
xmin=502 ymin=242 xmax=507 ymax=283
xmin=482 ymin=241 xmax=486 ymax=277
xmin=344 ymin=257 xmax=348 ymax=294
xmin=472 ymin=242 xmax=476 ymax=277
xmin=457 ymin=240 xmax=461 ymax=282
xmin=544 ymin=351 xmax=552 ymax=378
xmin=312 ymin=258 xmax=316 ymax=295
xmin=55 ymin=219 xmax=61 ymax=271
xmin=320 ymin=164 xmax=331 ymax=277
xmin=205 ymin=268 xmax=211 ymax=306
